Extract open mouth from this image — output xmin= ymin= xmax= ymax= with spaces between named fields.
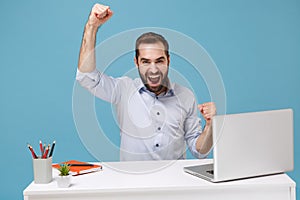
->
xmin=148 ymin=75 xmax=160 ymax=85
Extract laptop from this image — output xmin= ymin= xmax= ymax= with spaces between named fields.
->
xmin=184 ymin=109 xmax=294 ymax=182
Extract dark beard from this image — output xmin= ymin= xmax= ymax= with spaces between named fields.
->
xmin=138 ymin=70 xmax=168 ymax=95
xmin=145 ymin=83 xmax=164 ymax=93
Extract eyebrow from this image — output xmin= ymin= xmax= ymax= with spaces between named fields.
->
xmin=140 ymin=57 xmax=166 ymax=62
xmin=155 ymin=57 xmax=166 ymax=61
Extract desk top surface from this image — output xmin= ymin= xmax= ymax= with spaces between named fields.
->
xmin=23 ymin=159 xmax=295 ymax=196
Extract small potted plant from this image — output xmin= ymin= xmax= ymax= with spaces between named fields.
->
xmin=56 ymin=164 xmax=71 ymax=188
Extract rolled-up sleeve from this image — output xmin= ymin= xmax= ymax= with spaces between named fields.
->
xmin=184 ymin=100 xmax=209 ymax=159
xmin=76 ymin=69 xmax=121 ymax=104
xmin=76 ymin=69 xmax=100 ymax=88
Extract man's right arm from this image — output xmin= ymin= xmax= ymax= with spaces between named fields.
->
xmin=78 ymin=4 xmax=113 ymax=72
xmin=76 ymin=4 xmax=121 ymax=104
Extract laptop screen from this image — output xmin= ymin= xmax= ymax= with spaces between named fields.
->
xmin=212 ymin=109 xmax=294 ymax=182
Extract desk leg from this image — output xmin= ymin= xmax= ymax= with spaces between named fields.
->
xmin=290 ymin=186 xmax=296 ymax=200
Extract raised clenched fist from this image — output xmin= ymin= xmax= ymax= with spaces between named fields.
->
xmin=87 ymin=3 xmax=113 ymax=28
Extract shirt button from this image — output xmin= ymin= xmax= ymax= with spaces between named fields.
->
xmin=157 ymin=112 xmax=160 ymax=115
xmin=157 ymin=127 xmax=161 ymax=131
xmin=156 ymin=144 xmax=159 ymax=147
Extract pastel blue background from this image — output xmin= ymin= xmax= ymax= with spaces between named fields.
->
xmin=0 ymin=0 xmax=299 ymax=199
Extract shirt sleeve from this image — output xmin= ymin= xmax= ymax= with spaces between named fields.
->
xmin=184 ymin=99 xmax=210 ymax=159
xmin=76 ymin=69 xmax=122 ymax=104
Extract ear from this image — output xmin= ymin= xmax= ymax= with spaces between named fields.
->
xmin=134 ymin=57 xmax=139 ymax=68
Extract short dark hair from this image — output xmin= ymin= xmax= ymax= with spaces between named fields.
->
xmin=135 ymin=32 xmax=169 ymax=60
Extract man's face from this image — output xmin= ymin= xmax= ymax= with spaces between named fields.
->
xmin=135 ymin=42 xmax=170 ymax=95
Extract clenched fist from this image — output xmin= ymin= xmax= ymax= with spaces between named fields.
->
xmin=198 ymin=102 xmax=216 ymax=124
xmin=87 ymin=3 xmax=113 ymax=28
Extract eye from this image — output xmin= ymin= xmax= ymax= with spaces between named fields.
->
xmin=141 ymin=60 xmax=150 ymax=64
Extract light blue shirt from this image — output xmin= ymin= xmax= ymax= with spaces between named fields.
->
xmin=76 ymin=69 xmax=207 ymax=161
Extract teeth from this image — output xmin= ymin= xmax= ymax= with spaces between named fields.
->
xmin=149 ymin=75 xmax=159 ymax=78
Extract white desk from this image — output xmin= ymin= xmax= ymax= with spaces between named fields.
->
xmin=23 ymin=159 xmax=296 ymax=200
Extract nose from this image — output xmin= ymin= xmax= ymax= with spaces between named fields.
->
xmin=149 ymin=62 xmax=159 ymax=72
xmin=148 ymin=64 xmax=159 ymax=74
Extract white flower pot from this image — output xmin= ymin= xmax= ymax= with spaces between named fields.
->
xmin=56 ymin=174 xmax=72 ymax=188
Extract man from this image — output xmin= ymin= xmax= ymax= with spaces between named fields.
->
xmin=76 ymin=3 xmax=216 ymax=161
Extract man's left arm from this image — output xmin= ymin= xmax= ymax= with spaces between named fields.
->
xmin=196 ymin=102 xmax=216 ymax=155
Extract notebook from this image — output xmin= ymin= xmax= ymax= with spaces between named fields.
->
xmin=53 ymin=160 xmax=102 ymax=176
xmin=184 ymin=109 xmax=294 ymax=182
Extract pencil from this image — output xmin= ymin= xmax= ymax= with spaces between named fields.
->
xmin=39 ymin=140 xmax=44 ymax=155
xmin=42 ymin=144 xmax=50 ymax=158
xmin=27 ymin=144 xmax=38 ymax=159
xmin=49 ymin=141 xmax=56 ymax=157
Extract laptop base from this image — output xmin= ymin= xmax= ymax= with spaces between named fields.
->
xmin=183 ymin=164 xmax=215 ymax=182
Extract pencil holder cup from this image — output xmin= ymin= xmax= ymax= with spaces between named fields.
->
xmin=33 ymin=157 xmax=53 ymax=184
